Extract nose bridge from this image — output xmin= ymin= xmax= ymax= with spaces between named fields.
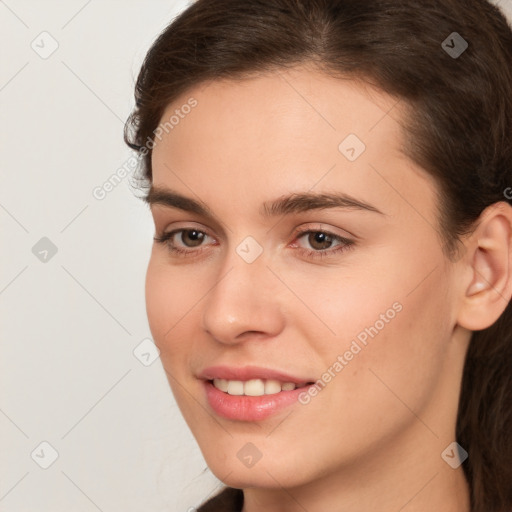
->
xmin=201 ymin=236 xmax=284 ymax=343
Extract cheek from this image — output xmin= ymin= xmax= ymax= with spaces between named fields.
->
xmin=287 ymin=261 xmax=404 ymax=344
xmin=294 ymin=248 xmax=452 ymax=418
xmin=145 ymin=258 xmax=196 ymax=357
xmin=145 ymin=261 xmax=172 ymax=342
xmin=145 ymin=259 xmax=206 ymax=415
xmin=296 ymin=236 xmax=450 ymax=362
xmin=310 ymin=269 xmax=451 ymax=437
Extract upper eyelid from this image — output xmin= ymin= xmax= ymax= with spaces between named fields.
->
xmin=290 ymin=229 xmax=353 ymax=250
xmin=151 ymin=207 xmax=361 ymax=240
xmin=159 ymin=224 xmax=348 ymax=236
xmin=150 ymin=206 xmax=231 ymax=236
xmin=161 ymin=225 xmax=352 ymax=248
xmin=154 ymin=218 xmax=359 ymax=234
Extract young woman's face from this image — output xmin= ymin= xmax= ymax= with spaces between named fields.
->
xmin=147 ymin=66 xmax=469 ymax=490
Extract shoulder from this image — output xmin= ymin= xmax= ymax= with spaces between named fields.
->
xmin=196 ymin=487 xmax=244 ymax=512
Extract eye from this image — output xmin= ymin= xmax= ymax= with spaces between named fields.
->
xmin=153 ymin=226 xmax=355 ymax=261
xmin=172 ymin=229 xmax=206 ymax=248
xmin=299 ymin=231 xmax=336 ymax=250
xmin=291 ymin=229 xmax=355 ymax=260
xmin=153 ymin=228 xmax=214 ymax=256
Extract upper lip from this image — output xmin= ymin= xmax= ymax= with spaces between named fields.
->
xmin=198 ymin=365 xmax=316 ymax=385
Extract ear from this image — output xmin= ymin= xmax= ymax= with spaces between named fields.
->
xmin=457 ymin=201 xmax=512 ymax=331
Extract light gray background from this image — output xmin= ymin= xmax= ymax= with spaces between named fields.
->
xmin=1 ymin=1 xmax=511 ymax=511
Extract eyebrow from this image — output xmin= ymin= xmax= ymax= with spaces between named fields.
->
xmin=145 ymin=186 xmax=385 ymax=219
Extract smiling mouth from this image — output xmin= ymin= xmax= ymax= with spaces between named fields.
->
xmin=209 ymin=378 xmax=315 ymax=397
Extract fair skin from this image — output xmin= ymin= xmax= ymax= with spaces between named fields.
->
xmin=146 ymin=65 xmax=512 ymax=512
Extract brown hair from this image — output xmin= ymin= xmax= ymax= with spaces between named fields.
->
xmin=124 ymin=1 xmax=512 ymax=510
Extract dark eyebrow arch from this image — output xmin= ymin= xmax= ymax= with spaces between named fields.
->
xmin=145 ymin=186 xmax=385 ymax=219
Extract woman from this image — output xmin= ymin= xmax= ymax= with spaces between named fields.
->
xmin=124 ymin=0 xmax=512 ymax=510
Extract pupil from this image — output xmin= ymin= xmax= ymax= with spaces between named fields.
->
xmin=184 ymin=230 xmax=204 ymax=247
xmin=309 ymin=232 xmax=331 ymax=250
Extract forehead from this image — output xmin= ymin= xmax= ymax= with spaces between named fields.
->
xmin=150 ymin=66 xmax=436 ymax=224
xmin=154 ymin=66 xmax=404 ymax=155
xmin=153 ymin=68 xmax=403 ymax=170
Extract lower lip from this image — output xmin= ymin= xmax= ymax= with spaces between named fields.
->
xmin=203 ymin=380 xmax=312 ymax=421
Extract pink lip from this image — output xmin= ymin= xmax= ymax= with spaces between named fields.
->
xmin=198 ymin=365 xmax=314 ymax=385
xmin=203 ymin=380 xmax=314 ymax=421
xmin=198 ymin=365 xmax=317 ymax=422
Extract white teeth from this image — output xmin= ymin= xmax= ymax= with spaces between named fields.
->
xmin=214 ymin=378 xmax=229 ymax=392
xmin=264 ymin=379 xmax=282 ymax=394
xmin=244 ymin=379 xmax=265 ymax=396
xmin=226 ymin=380 xmax=244 ymax=395
xmin=213 ymin=378 xmax=300 ymax=396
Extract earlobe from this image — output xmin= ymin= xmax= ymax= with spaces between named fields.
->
xmin=457 ymin=202 xmax=512 ymax=331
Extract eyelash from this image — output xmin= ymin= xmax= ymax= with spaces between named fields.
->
xmin=153 ymin=227 xmax=355 ymax=261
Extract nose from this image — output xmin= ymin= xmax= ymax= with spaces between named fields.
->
xmin=201 ymin=246 xmax=285 ymax=345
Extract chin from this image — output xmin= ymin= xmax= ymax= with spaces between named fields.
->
xmin=200 ymin=443 xmax=317 ymax=490
xmin=209 ymin=463 xmax=305 ymax=490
